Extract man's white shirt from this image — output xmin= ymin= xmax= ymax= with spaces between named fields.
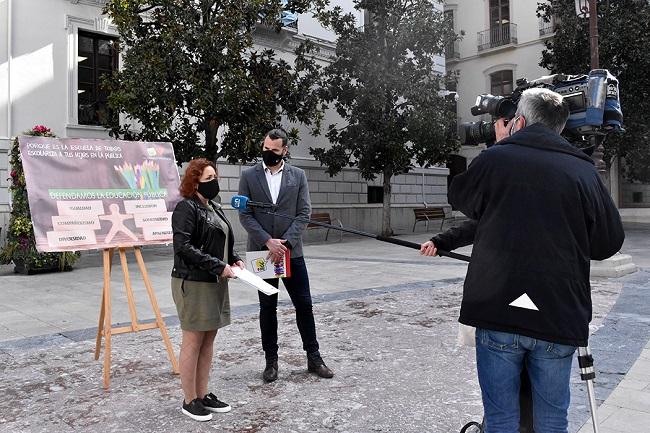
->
xmin=262 ymin=160 xmax=284 ymax=204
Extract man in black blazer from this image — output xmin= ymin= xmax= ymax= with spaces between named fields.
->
xmin=238 ymin=129 xmax=334 ymax=382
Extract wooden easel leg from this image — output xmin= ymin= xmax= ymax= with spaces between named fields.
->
xmin=102 ymin=248 xmax=114 ymax=389
xmin=118 ymin=248 xmax=140 ymax=332
xmin=94 ymin=293 xmax=105 ymax=361
xmin=133 ymin=247 xmax=180 ymax=374
xmin=95 ymin=249 xmax=113 ymax=360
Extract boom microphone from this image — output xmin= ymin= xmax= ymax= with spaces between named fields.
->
xmin=230 ymin=196 xmax=471 ymax=262
xmin=231 ymin=195 xmax=276 ymax=210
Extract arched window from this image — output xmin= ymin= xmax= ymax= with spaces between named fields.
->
xmin=490 ymin=70 xmax=513 ymax=96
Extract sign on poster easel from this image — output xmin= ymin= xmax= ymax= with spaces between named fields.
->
xmin=19 ymin=137 xmax=182 ymax=388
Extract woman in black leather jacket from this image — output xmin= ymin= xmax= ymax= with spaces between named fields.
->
xmin=171 ymin=158 xmax=244 ymax=422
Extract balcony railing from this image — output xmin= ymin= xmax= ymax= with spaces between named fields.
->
xmin=477 ymin=23 xmax=517 ymax=52
xmin=538 ymin=17 xmax=555 ymax=37
xmin=445 ymin=40 xmax=460 ymax=61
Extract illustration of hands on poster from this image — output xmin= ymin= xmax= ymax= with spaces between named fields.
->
xmin=18 ymin=137 xmax=181 ymax=252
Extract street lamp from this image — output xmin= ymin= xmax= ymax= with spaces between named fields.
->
xmin=575 ymin=0 xmax=599 ymax=69
xmin=575 ymin=0 xmax=608 ymax=178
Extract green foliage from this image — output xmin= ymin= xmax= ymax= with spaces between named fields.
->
xmin=103 ymin=0 xmax=328 ymax=164
xmin=311 ymin=0 xmax=459 ymax=234
xmin=538 ymin=0 xmax=650 ymax=182
xmin=0 ymin=126 xmax=81 ymax=272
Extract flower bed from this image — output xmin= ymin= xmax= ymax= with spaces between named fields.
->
xmin=0 ymin=126 xmax=80 ymax=274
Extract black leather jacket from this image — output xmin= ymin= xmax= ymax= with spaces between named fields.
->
xmin=171 ymin=196 xmax=241 ymax=282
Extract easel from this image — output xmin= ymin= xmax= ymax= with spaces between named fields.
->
xmin=94 ymin=246 xmax=179 ymax=388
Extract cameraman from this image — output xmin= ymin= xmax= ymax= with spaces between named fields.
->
xmin=421 ymin=88 xmax=624 ymax=433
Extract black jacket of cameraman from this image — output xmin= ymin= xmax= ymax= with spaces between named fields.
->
xmin=438 ymin=123 xmax=624 ymax=347
xmin=171 ymin=196 xmax=241 ymax=282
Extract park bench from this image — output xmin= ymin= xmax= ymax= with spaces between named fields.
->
xmin=412 ymin=207 xmax=446 ymax=232
xmin=308 ymin=212 xmax=343 ymax=242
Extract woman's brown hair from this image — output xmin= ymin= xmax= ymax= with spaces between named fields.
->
xmin=179 ymin=158 xmax=218 ymax=198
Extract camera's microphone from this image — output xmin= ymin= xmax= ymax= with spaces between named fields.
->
xmin=231 ymin=195 xmax=276 ymax=211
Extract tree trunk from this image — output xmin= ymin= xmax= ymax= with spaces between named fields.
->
xmin=205 ymin=118 xmax=220 ymax=161
xmin=381 ymin=169 xmax=393 ymax=237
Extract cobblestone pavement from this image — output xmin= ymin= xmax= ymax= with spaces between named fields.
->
xmin=0 ymin=277 xmax=624 ymax=433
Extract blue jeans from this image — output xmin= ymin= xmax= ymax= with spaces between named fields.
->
xmin=258 ymin=256 xmax=320 ymax=362
xmin=475 ymin=328 xmax=576 ymax=433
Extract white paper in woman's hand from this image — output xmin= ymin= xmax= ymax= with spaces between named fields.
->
xmin=231 ymin=266 xmax=279 ymax=296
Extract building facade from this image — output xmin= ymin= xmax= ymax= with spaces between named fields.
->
xmin=445 ymin=0 xmax=650 ymax=219
xmin=0 ymin=0 xmax=450 ymax=246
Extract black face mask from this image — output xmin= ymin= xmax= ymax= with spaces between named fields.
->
xmin=262 ymin=149 xmax=284 ymax=167
xmin=197 ymin=178 xmax=220 ymax=200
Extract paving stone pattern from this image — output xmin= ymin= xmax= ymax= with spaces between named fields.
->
xmin=0 ymin=278 xmax=622 ymax=433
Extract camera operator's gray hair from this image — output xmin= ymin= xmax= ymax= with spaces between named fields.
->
xmin=515 ymin=87 xmax=570 ymax=134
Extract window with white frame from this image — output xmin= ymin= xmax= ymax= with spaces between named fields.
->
xmin=65 ymin=15 xmax=119 ymax=130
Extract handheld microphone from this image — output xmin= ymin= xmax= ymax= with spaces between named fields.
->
xmin=231 ymin=195 xmax=276 ymax=211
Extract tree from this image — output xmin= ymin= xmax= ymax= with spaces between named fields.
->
xmin=538 ymin=0 xmax=650 ymax=182
xmin=312 ymin=0 xmax=459 ymax=236
xmin=103 ymin=0 xmax=326 ymax=164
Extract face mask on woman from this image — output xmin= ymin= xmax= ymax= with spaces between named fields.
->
xmin=197 ymin=178 xmax=220 ymax=200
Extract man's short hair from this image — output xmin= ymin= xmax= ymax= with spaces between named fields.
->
xmin=265 ymin=128 xmax=288 ymax=147
xmin=515 ymin=88 xmax=570 ymax=134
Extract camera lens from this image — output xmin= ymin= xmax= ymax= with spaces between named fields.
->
xmin=459 ymin=121 xmax=496 ymax=146
xmin=470 ymin=94 xmax=517 ymax=118
xmin=494 ymin=99 xmax=517 ymax=118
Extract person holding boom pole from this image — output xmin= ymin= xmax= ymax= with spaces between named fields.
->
xmin=421 ymin=88 xmax=623 ymax=433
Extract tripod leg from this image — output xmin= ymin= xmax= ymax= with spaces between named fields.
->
xmin=578 ymin=346 xmax=600 ymax=433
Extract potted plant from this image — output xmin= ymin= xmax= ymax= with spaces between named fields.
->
xmin=0 ymin=125 xmax=80 ymax=274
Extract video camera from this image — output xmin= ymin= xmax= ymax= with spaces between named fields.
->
xmin=459 ymin=69 xmax=624 ymax=152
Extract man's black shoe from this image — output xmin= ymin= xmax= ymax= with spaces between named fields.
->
xmin=202 ymin=392 xmax=232 ymax=413
xmin=263 ymin=360 xmax=278 ymax=382
xmin=181 ymin=398 xmax=212 ymax=422
xmin=307 ymin=356 xmax=334 ymax=379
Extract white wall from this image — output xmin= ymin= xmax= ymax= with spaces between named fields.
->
xmin=5 ymin=0 xmax=116 ymax=140
xmin=0 ymin=0 xmax=9 ymax=142
xmin=1 ymin=0 xmax=14 ymax=233
xmin=449 ymin=0 xmax=551 ymax=126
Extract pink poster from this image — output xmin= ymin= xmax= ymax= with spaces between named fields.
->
xmin=18 ymin=137 xmax=181 ymax=252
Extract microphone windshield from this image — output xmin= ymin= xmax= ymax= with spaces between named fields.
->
xmin=231 ymin=195 xmax=249 ymax=210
